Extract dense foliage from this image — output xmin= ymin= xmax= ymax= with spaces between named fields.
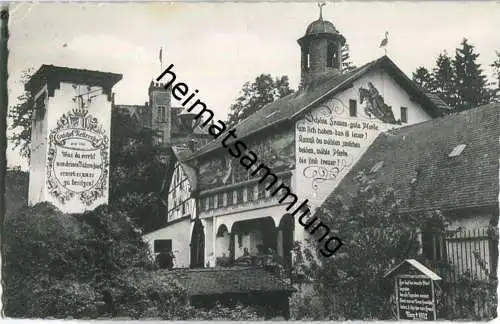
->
xmin=3 ymin=202 xmax=185 ymax=318
xmin=8 ymin=69 xmax=34 ymax=159
xmin=3 ymin=201 xmax=265 ymax=319
xmin=490 ymin=51 xmax=500 ymax=102
xmin=412 ymin=39 xmax=499 ymax=112
xmin=4 ymin=167 xmax=28 ymax=216
xmin=226 ymin=74 xmax=294 ymax=127
xmin=4 ymin=72 xmax=265 ymax=320
xmin=291 ymin=169 xmax=450 ymax=320
xmin=109 ymin=108 xmax=168 ymax=233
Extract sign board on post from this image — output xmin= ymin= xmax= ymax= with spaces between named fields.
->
xmin=396 ymin=274 xmax=436 ymax=320
xmin=384 ymin=259 xmax=442 ymax=321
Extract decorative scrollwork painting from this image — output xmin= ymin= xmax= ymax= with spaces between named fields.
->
xmin=46 ymin=106 xmax=109 ymax=206
xmin=303 ymin=97 xmax=347 ymax=124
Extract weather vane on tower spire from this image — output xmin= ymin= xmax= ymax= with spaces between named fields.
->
xmin=318 ymin=1 xmax=326 ymax=20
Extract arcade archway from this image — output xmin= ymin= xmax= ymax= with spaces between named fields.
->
xmin=279 ymin=214 xmax=295 ymax=269
xmin=190 ymin=219 xmax=205 ymax=268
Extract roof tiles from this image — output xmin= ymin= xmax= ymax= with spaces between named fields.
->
xmin=160 ymin=267 xmax=295 ymax=296
xmin=185 ymin=56 xmax=443 ymax=161
xmin=321 ymin=103 xmax=500 ymax=214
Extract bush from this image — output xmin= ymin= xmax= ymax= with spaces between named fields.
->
xmin=3 ymin=203 xmax=187 ymax=319
xmin=293 ymin=169 xmax=450 ymax=320
xmin=28 ymin=281 xmax=100 ymax=319
xmin=107 ymin=268 xmax=187 ymax=319
xmin=289 ymin=289 xmax=327 ymax=320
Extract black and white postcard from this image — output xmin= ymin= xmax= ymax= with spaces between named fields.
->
xmin=2 ymin=1 xmax=499 ymax=321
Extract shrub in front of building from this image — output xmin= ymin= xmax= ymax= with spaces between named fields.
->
xmin=3 ymin=203 xmax=188 ymax=319
xmin=291 ymin=169 xmax=450 ymax=320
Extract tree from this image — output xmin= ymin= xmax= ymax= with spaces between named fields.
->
xmin=490 ymin=51 xmax=500 ymax=102
xmin=2 ymin=189 xmax=263 ymax=319
xmin=7 ymin=71 xmax=167 ymax=233
xmin=412 ymin=39 xmax=494 ymax=112
xmin=4 ymin=167 xmax=28 ymax=217
xmin=341 ymin=43 xmax=357 ymax=73
xmin=109 ymin=108 xmax=169 ymax=233
xmin=432 ymin=51 xmax=457 ymax=108
xmin=292 ymin=168 xmax=449 ymax=320
xmin=453 ymin=38 xmax=490 ymax=111
xmin=412 ymin=67 xmax=434 ymax=92
xmin=226 ymin=74 xmax=294 ymax=127
xmin=8 ymin=68 xmax=35 ymax=159
xmin=3 ymin=202 xmax=188 ymax=319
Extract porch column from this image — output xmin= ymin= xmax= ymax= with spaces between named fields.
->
xmin=229 ymin=233 xmax=235 ymax=261
xmin=277 ymin=229 xmax=284 ymax=257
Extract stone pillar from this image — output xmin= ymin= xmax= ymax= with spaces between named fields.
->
xmin=277 ymin=229 xmax=284 ymax=257
xmin=25 ymin=65 xmax=122 ymax=214
xmin=229 ymin=233 xmax=235 ymax=261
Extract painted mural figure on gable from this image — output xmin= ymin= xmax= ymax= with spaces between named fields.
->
xmin=359 ymin=82 xmax=399 ymax=124
xmin=198 ymin=130 xmax=295 ymax=190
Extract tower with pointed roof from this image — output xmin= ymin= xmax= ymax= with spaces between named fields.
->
xmin=297 ymin=4 xmax=346 ymax=88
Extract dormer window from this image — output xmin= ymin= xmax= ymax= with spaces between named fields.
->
xmin=265 ymin=111 xmax=278 ymax=119
xmin=370 ymin=161 xmax=384 ymax=173
xmin=449 ymin=144 xmax=466 ymax=157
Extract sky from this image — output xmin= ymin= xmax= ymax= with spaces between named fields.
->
xmin=7 ymin=1 xmax=500 ymax=169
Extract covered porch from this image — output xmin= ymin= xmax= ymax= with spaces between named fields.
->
xmin=214 ymin=214 xmax=295 ymax=269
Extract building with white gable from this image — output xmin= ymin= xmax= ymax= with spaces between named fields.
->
xmin=143 ymin=10 xmax=450 ymax=269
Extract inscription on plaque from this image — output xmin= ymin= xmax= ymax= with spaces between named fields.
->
xmin=47 ymin=106 xmax=109 ymax=206
xmin=397 ymin=275 xmax=437 ymax=321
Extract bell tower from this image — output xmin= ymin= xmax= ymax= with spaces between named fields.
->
xmin=298 ymin=3 xmax=346 ymax=88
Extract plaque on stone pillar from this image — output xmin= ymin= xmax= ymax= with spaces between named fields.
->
xmin=25 ymin=65 xmax=122 ymax=214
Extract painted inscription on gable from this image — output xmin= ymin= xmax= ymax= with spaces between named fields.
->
xmin=295 ymin=94 xmax=394 ymax=208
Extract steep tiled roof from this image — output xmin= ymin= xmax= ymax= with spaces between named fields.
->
xmin=321 ymin=103 xmax=499 ymax=214
xmin=184 ymin=55 xmax=443 ymax=161
xmin=425 ymin=92 xmax=453 ymax=112
xmin=162 ymin=267 xmax=295 ymax=296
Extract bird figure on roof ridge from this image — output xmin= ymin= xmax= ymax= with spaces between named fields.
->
xmin=379 ymin=31 xmax=389 ymax=55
